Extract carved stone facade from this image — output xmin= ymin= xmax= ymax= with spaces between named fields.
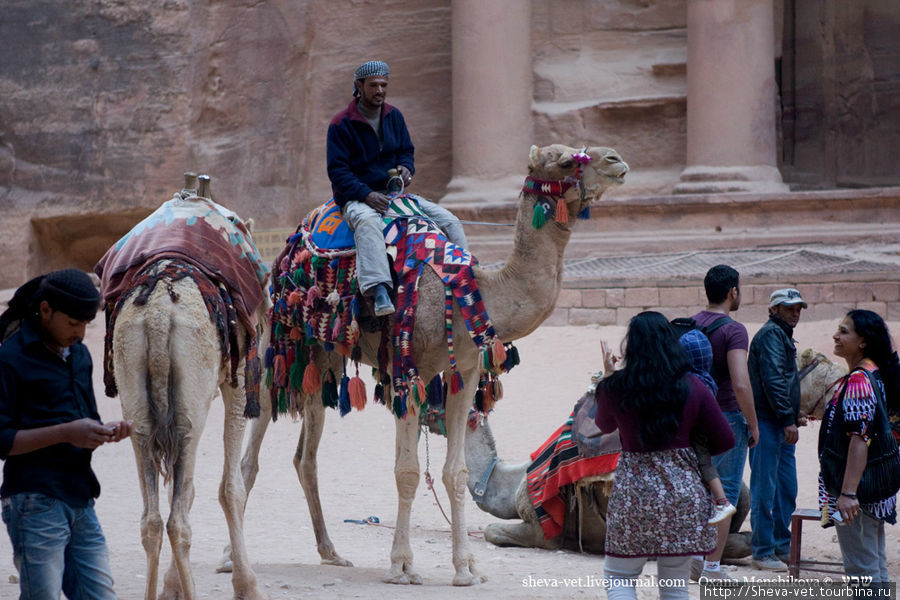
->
xmin=0 ymin=0 xmax=897 ymax=287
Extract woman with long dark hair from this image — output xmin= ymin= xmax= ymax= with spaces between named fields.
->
xmin=595 ymin=312 xmax=734 ymax=599
xmin=819 ymin=309 xmax=900 ymax=583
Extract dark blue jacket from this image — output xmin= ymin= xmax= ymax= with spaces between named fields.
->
xmin=326 ymin=99 xmax=415 ymax=207
xmin=0 ymin=320 xmax=102 ymax=507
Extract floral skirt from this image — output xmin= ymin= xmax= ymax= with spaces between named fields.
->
xmin=605 ymin=447 xmax=717 ymax=557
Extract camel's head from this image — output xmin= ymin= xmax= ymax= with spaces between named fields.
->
xmin=527 ymin=144 xmax=628 ymax=224
xmin=797 ymin=348 xmax=846 ymax=423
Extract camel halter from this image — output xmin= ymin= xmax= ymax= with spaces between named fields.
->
xmin=522 ymin=149 xmax=593 ymax=228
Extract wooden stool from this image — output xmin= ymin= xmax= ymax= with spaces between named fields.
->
xmin=789 ymin=508 xmax=845 ymax=578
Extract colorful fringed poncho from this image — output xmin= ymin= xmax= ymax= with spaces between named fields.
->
xmin=268 ymin=195 xmax=518 ymax=420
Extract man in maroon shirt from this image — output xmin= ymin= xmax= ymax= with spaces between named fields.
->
xmin=691 ymin=264 xmax=760 ymax=580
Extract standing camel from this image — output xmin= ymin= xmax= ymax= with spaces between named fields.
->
xmin=234 ymin=144 xmax=629 ymax=586
xmin=97 ymin=177 xmax=269 ymax=600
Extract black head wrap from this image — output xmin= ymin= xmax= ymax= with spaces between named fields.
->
xmin=0 ymin=269 xmax=99 ymax=341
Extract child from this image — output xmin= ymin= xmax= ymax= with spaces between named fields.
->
xmin=678 ymin=329 xmax=737 ymax=524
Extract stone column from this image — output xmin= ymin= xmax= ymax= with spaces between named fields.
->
xmin=441 ymin=0 xmax=533 ymax=206
xmin=675 ymin=0 xmax=788 ymax=194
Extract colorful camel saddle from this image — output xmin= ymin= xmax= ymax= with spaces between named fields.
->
xmin=95 ymin=193 xmax=269 ymax=417
xmin=526 ymin=394 xmax=621 ymax=540
xmin=268 ymin=194 xmax=519 ymax=420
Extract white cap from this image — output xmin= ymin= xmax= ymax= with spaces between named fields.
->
xmin=769 ymin=288 xmax=807 ymax=309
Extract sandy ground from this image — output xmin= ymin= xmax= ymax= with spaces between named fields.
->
xmin=2 ymin=318 xmax=899 ymax=599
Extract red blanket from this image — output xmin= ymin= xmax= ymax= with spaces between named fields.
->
xmin=526 ymin=410 xmax=620 ymax=540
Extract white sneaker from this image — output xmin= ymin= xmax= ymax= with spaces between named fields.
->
xmin=708 ymin=501 xmax=737 ymax=524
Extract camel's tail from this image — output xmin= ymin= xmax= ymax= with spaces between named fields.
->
xmin=144 ymin=309 xmax=179 ymax=482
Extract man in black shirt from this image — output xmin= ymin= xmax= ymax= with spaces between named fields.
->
xmin=0 ymin=269 xmax=132 ymax=599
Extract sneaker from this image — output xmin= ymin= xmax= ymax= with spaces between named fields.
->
xmin=699 ymin=568 xmax=735 ymax=582
xmin=373 ymin=285 xmax=395 ymax=317
xmin=708 ymin=501 xmax=737 ymax=524
xmin=752 ymin=555 xmax=788 ymax=572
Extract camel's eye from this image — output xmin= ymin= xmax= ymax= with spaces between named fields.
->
xmin=558 ymin=159 xmax=573 ymax=169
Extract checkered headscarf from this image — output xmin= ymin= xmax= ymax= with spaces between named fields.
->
xmin=678 ymin=329 xmax=718 ymax=395
xmin=353 ymin=60 xmax=389 ymax=96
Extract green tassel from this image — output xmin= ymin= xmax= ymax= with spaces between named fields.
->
xmin=277 ymin=387 xmax=288 ymax=414
xmin=265 ymin=367 xmax=274 ymax=390
xmin=289 ymin=361 xmax=303 ymax=391
xmin=392 ymin=394 xmax=403 ymax=418
xmin=532 ymin=202 xmax=546 ymax=229
xmin=274 ymin=321 xmax=285 ymax=339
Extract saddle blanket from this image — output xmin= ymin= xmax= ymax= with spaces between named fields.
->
xmin=526 ymin=406 xmax=620 ymax=540
xmin=95 ymin=194 xmax=269 ymax=333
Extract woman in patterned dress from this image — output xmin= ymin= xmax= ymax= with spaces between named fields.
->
xmin=820 ymin=309 xmax=900 ymax=582
xmin=595 ymin=311 xmax=734 ymax=600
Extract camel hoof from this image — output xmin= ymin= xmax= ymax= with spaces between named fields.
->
xmin=452 ymin=572 xmax=484 ymax=587
xmin=383 ymin=572 xmax=411 ymax=585
xmin=322 ymin=556 xmax=353 ymax=567
xmin=383 ymin=564 xmax=422 ymax=585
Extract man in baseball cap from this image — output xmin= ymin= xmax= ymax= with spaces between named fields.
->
xmin=746 ymin=286 xmax=806 ymax=571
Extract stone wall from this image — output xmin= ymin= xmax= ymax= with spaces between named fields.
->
xmin=549 ymin=279 xmax=900 ymax=326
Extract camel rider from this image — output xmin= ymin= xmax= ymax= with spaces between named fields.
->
xmin=327 ymin=60 xmax=467 ymax=317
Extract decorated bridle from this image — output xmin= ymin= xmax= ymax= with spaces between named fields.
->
xmin=521 ymin=149 xmax=593 ymax=228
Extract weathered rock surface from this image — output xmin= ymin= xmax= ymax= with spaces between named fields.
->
xmin=1 ymin=0 xmax=897 ymax=287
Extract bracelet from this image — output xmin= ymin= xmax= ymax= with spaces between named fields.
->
xmin=840 ymin=492 xmax=857 ymax=499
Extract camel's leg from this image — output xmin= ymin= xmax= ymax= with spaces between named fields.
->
xmin=293 ymin=380 xmax=352 ymax=566
xmin=115 ymin=321 xmax=165 ymax=600
xmin=384 ymin=411 xmax=422 ymax=585
xmin=160 ymin=328 xmax=217 ymax=600
xmin=159 ymin=426 xmax=201 ymax=600
xmin=442 ymin=370 xmax=486 ymax=586
xmin=219 ymin=378 xmax=264 ymax=599
xmin=217 ymin=393 xmax=271 ymax=574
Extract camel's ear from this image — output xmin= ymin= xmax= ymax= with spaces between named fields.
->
xmin=529 ymin=145 xmax=540 ymax=167
xmin=244 ymin=217 xmax=255 ymax=234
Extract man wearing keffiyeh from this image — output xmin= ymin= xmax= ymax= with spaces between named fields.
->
xmin=326 ymin=60 xmax=467 ymax=317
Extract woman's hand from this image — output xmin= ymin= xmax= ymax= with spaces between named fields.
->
xmin=600 ymin=340 xmax=619 ymax=377
xmin=836 ymin=493 xmax=860 ymax=524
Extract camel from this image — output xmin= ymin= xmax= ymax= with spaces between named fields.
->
xmin=102 ymin=175 xmax=270 ymax=600
xmin=456 ymin=348 xmax=845 ymax=558
xmin=798 ymin=347 xmax=845 ymax=423
xmin=232 ymin=144 xmax=629 ymax=586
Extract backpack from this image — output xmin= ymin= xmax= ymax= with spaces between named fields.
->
xmin=670 ymin=315 xmax=733 ymax=339
xmin=670 ymin=315 xmax=734 ymax=381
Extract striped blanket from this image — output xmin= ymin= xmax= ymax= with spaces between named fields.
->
xmin=526 ymin=399 xmax=620 ymax=540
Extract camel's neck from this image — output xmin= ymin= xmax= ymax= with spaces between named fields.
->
xmin=478 ymin=195 xmax=570 ymax=341
xmin=464 ymin=421 xmax=500 ymax=478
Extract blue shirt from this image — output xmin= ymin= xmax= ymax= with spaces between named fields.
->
xmin=0 ymin=320 xmax=102 ymax=507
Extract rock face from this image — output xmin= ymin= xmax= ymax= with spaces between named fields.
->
xmin=0 ymin=0 xmax=898 ymax=287
xmin=0 ymin=0 xmax=454 ymax=286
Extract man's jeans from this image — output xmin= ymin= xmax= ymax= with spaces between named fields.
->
xmin=749 ymin=418 xmax=797 ymax=559
xmin=2 ymin=493 xmax=116 ymax=600
xmin=342 ymin=195 xmax=467 ymax=294
xmin=710 ymin=410 xmax=749 ymax=506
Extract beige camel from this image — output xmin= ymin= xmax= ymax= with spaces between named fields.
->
xmin=798 ymin=348 xmax=846 ymax=423
xmin=107 ymin=180 xmax=269 ymax=600
xmin=235 ymin=144 xmax=629 ymax=586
